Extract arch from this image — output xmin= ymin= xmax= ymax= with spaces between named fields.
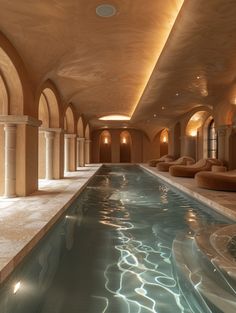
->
xmin=120 ymin=131 xmax=132 ymax=163
xmin=99 ymin=130 xmax=112 ymax=163
xmin=77 ymin=117 xmax=84 ymax=137
xmin=38 ymin=93 xmax=49 ymax=128
xmin=159 ymin=128 xmax=169 ymax=157
xmin=36 ymin=80 xmax=62 ymax=128
xmin=64 ymin=106 xmax=75 ymax=134
xmin=0 ymin=32 xmax=32 ymax=116
xmin=85 ymin=123 xmax=90 ymax=139
xmin=185 ymin=110 xmax=212 ymax=160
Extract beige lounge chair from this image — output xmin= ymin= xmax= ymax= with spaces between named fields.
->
xmin=195 ymin=169 xmax=236 ymax=191
xmin=157 ymin=156 xmax=195 ymax=172
xmin=148 ymin=154 xmax=174 ymax=167
xmin=169 ymin=158 xmax=223 ymax=178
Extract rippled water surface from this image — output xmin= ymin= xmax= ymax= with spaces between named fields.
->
xmin=0 ymin=165 xmax=233 ymax=313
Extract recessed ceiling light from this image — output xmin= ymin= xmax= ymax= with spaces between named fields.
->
xmin=96 ymin=4 xmax=117 ymax=17
xmin=153 ymin=114 xmax=157 ymax=118
xmin=99 ymin=115 xmax=130 ymax=121
xmin=161 ymin=106 xmax=165 ymax=110
xmin=197 ymin=76 xmax=200 ymax=79
xmin=175 ymin=92 xmax=179 ymax=96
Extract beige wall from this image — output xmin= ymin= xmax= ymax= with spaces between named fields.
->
xmin=91 ymin=128 xmax=152 ymax=163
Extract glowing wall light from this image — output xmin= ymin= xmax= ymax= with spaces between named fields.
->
xmin=190 ymin=130 xmax=197 ymax=137
xmin=162 ymin=136 xmax=167 ymax=143
xmin=122 ymin=137 xmax=127 ymax=144
xmin=104 ymin=137 xmax=109 ymax=144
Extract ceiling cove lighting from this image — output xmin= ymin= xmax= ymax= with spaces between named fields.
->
xmin=129 ymin=0 xmax=184 ymax=116
xmin=99 ymin=115 xmax=131 ymax=121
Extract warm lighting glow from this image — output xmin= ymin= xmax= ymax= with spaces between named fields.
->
xmin=13 ymin=281 xmax=21 ymax=294
xmin=190 ymin=130 xmax=197 ymax=137
xmin=99 ymin=115 xmax=130 ymax=121
xmin=104 ymin=137 xmax=109 ymax=144
xmin=122 ymin=137 xmax=127 ymax=144
xmin=163 ymin=136 xmax=167 ymax=143
xmin=129 ymin=1 xmax=184 ymax=116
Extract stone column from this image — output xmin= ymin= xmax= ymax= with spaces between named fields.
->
xmin=64 ymin=134 xmax=70 ymax=172
xmin=4 ymin=124 xmax=17 ymax=197
xmin=79 ymin=137 xmax=85 ymax=167
xmin=217 ymin=126 xmax=227 ymax=162
xmin=76 ymin=137 xmax=80 ymax=168
xmin=85 ymin=139 xmax=91 ymax=164
xmin=182 ymin=135 xmax=196 ymax=160
xmin=45 ymin=131 xmax=55 ymax=180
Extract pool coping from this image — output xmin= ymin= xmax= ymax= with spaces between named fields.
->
xmin=140 ymin=164 xmax=236 ymax=222
xmin=0 ymin=165 xmax=102 ymax=284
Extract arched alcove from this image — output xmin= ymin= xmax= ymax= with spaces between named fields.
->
xmin=85 ymin=123 xmax=90 ymax=139
xmin=64 ymin=106 xmax=75 ymax=134
xmin=0 ymin=42 xmax=25 ymax=196
xmin=185 ymin=110 xmax=210 ymax=160
xmin=77 ymin=117 xmax=84 ymax=137
xmin=120 ymin=131 xmax=132 ymax=163
xmin=99 ymin=130 xmax=112 ymax=163
xmin=160 ymin=128 xmax=168 ymax=157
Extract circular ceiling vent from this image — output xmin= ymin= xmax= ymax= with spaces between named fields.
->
xmin=96 ymin=4 xmax=117 ymax=17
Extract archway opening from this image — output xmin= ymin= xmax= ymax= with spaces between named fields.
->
xmin=99 ymin=130 xmax=112 ymax=163
xmin=120 ymin=131 xmax=131 ymax=163
xmin=160 ymin=128 xmax=168 ymax=157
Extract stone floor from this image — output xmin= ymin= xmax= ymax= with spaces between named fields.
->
xmin=141 ymin=164 xmax=236 ymax=221
xmin=0 ymin=165 xmax=101 ymax=283
xmin=0 ymin=163 xmax=236 ymax=285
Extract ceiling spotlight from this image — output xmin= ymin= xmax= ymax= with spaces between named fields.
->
xmin=175 ymin=92 xmax=179 ymax=96
xmin=96 ymin=4 xmax=117 ymax=17
xmin=161 ymin=106 xmax=165 ymax=110
xmin=197 ymin=76 xmax=200 ymax=79
xmin=153 ymin=113 xmax=157 ymax=118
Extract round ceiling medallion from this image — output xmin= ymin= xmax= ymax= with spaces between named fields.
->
xmin=96 ymin=4 xmax=117 ymax=17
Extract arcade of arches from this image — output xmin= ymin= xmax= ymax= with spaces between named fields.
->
xmin=0 ymin=7 xmax=236 ymax=199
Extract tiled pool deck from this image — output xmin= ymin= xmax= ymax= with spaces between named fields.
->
xmin=0 ymin=163 xmax=235 ymax=285
xmin=0 ymin=165 xmax=101 ymax=283
xmin=141 ymin=164 xmax=236 ymax=221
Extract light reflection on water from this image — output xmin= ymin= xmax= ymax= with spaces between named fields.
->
xmin=0 ymin=165 xmax=233 ymax=313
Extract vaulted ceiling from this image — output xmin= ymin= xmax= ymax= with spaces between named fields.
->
xmin=0 ymin=0 xmax=236 ymax=137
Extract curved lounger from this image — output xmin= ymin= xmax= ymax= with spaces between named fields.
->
xmin=157 ymin=156 xmax=195 ymax=172
xmin=195 ymin=170 xmax=236 ymax=191
xmin=148 ymin=154 xmax=174 ymax=167
xmin=169 ymin=158 xmax=222 ymax=178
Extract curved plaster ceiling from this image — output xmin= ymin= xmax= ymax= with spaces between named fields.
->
xmin=0 ymin=0 xmax=236 ymax=136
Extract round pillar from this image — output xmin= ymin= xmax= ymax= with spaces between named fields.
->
xmin=45 ymin=131 xmax=55 ymax=180
xmin=79 ymin=138 xmax=85 ymax=167
xmin=64 ymin=134 xmax=70 ymax=172
xmin=4 ymin=124 xmax=17 ymax=198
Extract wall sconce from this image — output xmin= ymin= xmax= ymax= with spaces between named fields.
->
xmin=122 ymin=137 xmax=127 ymax=144
xmin=190 ymin=130 xmax=197 ymax=137
xmin=162 ymin=136 xmax=167 ymax=143
xmin=104 ymin=137 xmax=109 ymax=144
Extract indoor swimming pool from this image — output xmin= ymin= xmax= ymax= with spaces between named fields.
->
xmin=0 ymin=165 xmax=235 ymax=313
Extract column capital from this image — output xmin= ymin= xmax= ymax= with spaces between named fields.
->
xmin=0 ymin=115 xmax=41 ymax=127
xmin=77 ymin=137 xmax=85 ymax=142
xmin=65 ymin=133 xmax=77 ymax=139
xmin=40 ymin=127 xmax=64 ymax=133
xmin=44 ymin=131 xmax=55 ymax=139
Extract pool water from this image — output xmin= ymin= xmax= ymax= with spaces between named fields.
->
xmin=0 ymin=165 xmax=234 ymax=313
